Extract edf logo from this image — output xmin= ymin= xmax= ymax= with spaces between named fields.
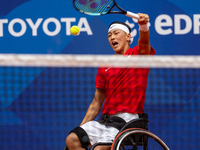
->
xmin=155 ymin=14 xmax=200 ymax=35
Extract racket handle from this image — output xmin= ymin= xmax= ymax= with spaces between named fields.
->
xmin=126 ymin=11 xmax=139 ymax=19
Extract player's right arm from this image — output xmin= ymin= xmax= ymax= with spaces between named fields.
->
xmin=138 ymin=13 xmax=151 ymax=55
xmin=80 ymin=88 xmax=106 ymax=126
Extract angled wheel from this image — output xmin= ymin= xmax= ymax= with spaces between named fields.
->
xmin=111 ymin=128 xmax=170 ymax=150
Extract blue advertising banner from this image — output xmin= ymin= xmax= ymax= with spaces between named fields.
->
xmin=1 ymin=0 xmax=200 ymax=55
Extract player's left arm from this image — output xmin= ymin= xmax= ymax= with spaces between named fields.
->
xmin=138 ymin=13 xmax=151 ymax=55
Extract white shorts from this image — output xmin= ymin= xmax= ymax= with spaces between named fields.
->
xmin=80 ymin=113 xmax=139 ymax=145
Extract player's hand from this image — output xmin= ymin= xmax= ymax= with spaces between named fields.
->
xmin=138 ymin=13 xmax=149 ymax=25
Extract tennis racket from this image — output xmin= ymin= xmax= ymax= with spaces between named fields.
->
xmin=73 ymin=0 xmax=139 ymax=19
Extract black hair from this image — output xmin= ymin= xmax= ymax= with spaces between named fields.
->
xmin=108 ymin=21 xmax=131 ymax=33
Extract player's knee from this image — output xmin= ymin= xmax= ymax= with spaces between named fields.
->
xmin=66 ymin=127 xmax=90 ymax=150
xmin=65 ymin=133 xmax=79 ymax=146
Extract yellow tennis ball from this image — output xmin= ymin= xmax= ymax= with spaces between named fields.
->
xmin=70 ymin=25 xmax=79 ymax=35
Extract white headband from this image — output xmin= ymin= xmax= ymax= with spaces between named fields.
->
xmin=108 ymin=23 xmax=130 ymax=34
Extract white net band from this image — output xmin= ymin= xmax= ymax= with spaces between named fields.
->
xmin=0 ymin=54 xmax=200 ymax=68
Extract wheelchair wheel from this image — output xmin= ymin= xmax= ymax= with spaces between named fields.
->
xmin=111 ymin=128 xmax=170 ymax=150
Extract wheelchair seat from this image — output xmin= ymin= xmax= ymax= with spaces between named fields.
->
xmin=119 ymin=113 xmax=148 ymax=132
xmin=90 ymin=113 xmax=149 ymax=150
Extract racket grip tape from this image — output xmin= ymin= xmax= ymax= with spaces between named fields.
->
xmin=126 ymin=11 xmax=139 ymax=19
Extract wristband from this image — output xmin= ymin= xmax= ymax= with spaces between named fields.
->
xmin=139 ymin=23 xmax=149 ymax=32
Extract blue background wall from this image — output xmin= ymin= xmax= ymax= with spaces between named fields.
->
xmin=0 ymin=0 xmax=200 ymax=149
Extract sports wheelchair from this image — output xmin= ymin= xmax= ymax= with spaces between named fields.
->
xmin=90 ymin=113 xmax=170 ymax=150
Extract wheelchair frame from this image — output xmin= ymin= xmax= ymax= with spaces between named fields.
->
xmin=90 ymin=113 xmax=170 ymax=150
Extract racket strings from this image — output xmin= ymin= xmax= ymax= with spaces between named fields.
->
xmin=74 ymin=0 xmax=114 ymax=15
xmin=75 ymin=0 xmax=107 ymax=14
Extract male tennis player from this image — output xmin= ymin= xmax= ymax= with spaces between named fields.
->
xmin=65 ymin=13 xmax=155 ymax=150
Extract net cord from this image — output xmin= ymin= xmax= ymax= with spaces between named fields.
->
xmin=0 ymin=54 xmax=199 ymax=68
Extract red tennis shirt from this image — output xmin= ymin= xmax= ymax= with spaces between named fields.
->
xmin=95 ymin=45 xmax=155 ymax=115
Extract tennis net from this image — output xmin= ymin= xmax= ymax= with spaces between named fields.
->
xmin=0 ymin=54 xmax=200 ymax=150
